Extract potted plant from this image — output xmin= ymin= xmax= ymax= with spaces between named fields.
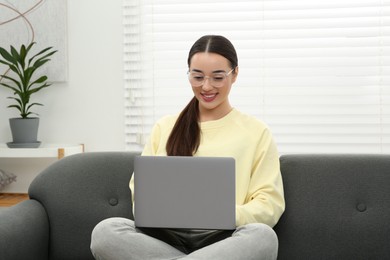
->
xmin=0 ymin=42 xmax=57 ymax=148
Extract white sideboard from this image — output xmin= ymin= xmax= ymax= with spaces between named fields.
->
xmin=0 ymin=143 xmax=84 ymax=159
xmin=0 ymin=143 xmax=84 ymax=193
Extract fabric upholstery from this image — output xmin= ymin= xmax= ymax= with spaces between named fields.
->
xmin=1 ymin=152 xmax=389 ymax=259
xmin=0 ymin=199 xmax=49 ymax=260
xmin=28 ymin=152 xmax=136 ymax=260
xmin=274 ymin=154 xmax=390 ymax=260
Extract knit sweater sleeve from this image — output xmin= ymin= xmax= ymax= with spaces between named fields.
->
xmin=235 ymin=128 xmax=285 ymax=227
xmin=129 ymin=115 xmax=175 ymax=205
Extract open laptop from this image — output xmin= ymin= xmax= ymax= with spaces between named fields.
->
xmin=133 ymin=156 xmax=236 ymax=230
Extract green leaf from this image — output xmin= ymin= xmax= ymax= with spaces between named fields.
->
xmin=19 ymin=44 xmax=27 ymax=68
xmin=28 ymin=47 xmax=55 ymax=65
xmin=33 ymin=46 xmax=54 ymax=59
xmin=7 ymin=104 xmax=22 ymax=110
xmin=0 ymin=77 xmax=21 ymax=92
xmin=0 ymin=59 xmax=12 ymax=67
xmin=10 ymin=46 xmax=21 ymax=66
xmin=30 ymin=75 xmax=48 ymax=85
xmin=27 ymin=102 xmax=43 ymax=109
xmin=33 ymin=58 xmax=51 ymax=68
xmin=0 ymin=46 xmax=17 ymax=65
xmin=7 ymin=96 xmax=22 ymax=105
xmin=25 ymin=42 xmax=35 ymax=53
xmin=22 ymin=67 xmax=36 ymax=90
xmin=8 ymin=63 xmax=21 ymax=76
xmin=29 ymin=86 xmax=50 ymax=95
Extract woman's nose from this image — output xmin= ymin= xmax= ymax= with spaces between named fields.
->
xmin=202 ymin=78 xmax=214 ymax=91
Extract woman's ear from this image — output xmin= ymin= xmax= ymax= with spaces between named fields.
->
xmin=231 ymin=66 xmax=239 ymax=83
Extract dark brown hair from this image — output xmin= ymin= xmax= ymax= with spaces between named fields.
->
xmin=166 ymin=35 xmax=238 ymax=156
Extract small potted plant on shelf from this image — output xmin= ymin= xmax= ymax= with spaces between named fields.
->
xmin=0 ymin=42 xmax=57 ymax=148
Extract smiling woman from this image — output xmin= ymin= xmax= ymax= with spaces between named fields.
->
xmin=91 ymin=34 xmax=285 ymax=260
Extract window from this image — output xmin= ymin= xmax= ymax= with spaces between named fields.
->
xmin=123 ymin=0 xmax=390 ymax=154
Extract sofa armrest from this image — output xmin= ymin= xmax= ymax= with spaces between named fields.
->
xmin=0 ymin=199 xmax=49 ymax=260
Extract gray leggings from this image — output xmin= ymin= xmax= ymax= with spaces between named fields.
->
xmin=90 ymin=217 xmax=278 ymax=260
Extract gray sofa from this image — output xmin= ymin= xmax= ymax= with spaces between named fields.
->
xmin=0 ymin=152 xmax=389 ymax=260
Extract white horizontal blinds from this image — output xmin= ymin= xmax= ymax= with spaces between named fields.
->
xmin=124 ymin=0 xmax=152 ymax=148
xmin=259 ymin=0 xmax=390 ymax=153
xmin=123 ymin=0 xmax=390 ymax=153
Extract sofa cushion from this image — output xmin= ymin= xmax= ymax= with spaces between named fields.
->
xmin=274 ymin=154 xmax=390 ymax=260
xmin=0 ymin=200 xmax=49 ymax=260
xmin=28 ymin=152 xmax=137 ymax=260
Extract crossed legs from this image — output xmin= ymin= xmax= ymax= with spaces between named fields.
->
xmin=90 ymin=217 xmax=278 ymax=260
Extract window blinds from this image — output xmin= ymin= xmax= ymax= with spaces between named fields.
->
xmin=123 ymin=0 xmax=390 ymax=154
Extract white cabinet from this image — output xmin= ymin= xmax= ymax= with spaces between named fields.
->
xmin=0 ymin=143 xmax=84 ymax=159
xmin=0 ymin=144 xmax=84 ymax=193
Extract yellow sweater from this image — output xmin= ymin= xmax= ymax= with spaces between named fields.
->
xmin=130 ymin=108 xmax=285 ymax=227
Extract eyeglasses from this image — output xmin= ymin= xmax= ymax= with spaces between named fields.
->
xmin=187 ymin=68 xmax=235 ymax=88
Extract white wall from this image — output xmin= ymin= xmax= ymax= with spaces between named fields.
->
xmin=0 ymin=1 xmax=125 ymax=192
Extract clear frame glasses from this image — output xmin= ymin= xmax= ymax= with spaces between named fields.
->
xmin=187 ymin=68 xmax=235 ymax=88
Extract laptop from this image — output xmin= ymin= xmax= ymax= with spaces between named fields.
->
xmin=133 ymin=156 xmax=236 ymax=230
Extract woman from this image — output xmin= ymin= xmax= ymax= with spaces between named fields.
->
xmin=91 ymin=35 xmax=285 ymax=260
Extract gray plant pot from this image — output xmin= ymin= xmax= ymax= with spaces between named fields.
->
xmin=7 ymin=117 xmax=41 ymax=148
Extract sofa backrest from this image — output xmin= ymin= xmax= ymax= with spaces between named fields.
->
xmin=274 ymin=154 xmax=390 ymax=260
xmin=29 ymin=152 xmax=139 ymax=260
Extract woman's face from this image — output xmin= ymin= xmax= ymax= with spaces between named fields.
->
xmin=189 ymin=52 xmax=238 ymax=121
